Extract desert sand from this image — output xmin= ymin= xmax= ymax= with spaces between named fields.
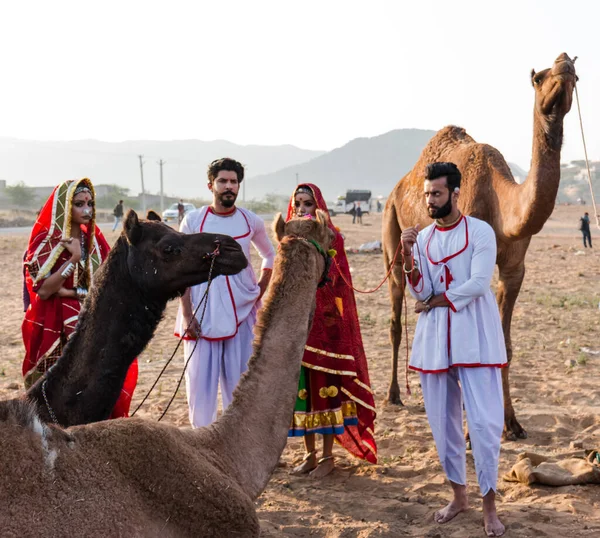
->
xmin=1 ymin=205 xmax=599 ymax=537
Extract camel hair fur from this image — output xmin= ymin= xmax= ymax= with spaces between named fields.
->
xmin=26 ymin=210 xmax=248 ymax=427
xmin=382 ymin=52 xmax=577 ymax=440
xmin=0 ymin=210 xmax=333 ymax=537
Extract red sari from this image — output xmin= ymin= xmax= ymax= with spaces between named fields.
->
xmin=22 ymin=178 xmax=138 ymax=418
xmin=286 ymin=184 xmax=377 ymax=464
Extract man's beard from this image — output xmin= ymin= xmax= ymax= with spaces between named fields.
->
xmin=428 ymin=196 xmax=452 ymax=219
xmin=217 ymin=190 xmax=237 ymax=208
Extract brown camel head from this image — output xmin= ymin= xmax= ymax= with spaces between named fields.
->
xmin=121 ymin=210 xmax=248 ymax=298
xmin=273 ymin=209 xmax=335 ymax=251
xmin=531 ymin=52 xmax=577 ymax=119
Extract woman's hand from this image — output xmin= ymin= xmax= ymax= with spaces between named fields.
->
xmin=60 ymin=237 xmax=81 ymax=262
xmin=56 ymin=287 xmax=77 ymax=299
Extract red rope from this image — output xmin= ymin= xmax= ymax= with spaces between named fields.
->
xmin=332 ymin=238 xmax=419 ymax=398
xmin=332 ymin=239 xmax=403 ymax=294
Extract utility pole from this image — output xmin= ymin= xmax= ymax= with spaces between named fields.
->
xmin=296 ymin=172 xmax=299 ymax=185
xmin=157 ymin=159 xmax=166 ymax=213
xmin=138 ymin=155 xmax=146 ymax=214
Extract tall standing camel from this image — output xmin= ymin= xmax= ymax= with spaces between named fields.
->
xmin=26 ymin=210 xmax=248 ymax=427
xmin=383 ymin=53 xmax=577 ymax=440
xmin=0 ymin=211 xmax=333 ymax=537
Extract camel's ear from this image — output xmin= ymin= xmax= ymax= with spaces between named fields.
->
xmin=315 ymin=209 xmax=328 ymax=230
xmin=124 ymin=210 xmax=143 ymax=245
xmin=273 ymin=213 xmax=286 ymax=243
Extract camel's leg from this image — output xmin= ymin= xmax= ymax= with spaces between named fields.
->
xmin=496 ymin=262 xmax=527 ymax=440
xmin=386 ymin=274 xmax=405 ymax=405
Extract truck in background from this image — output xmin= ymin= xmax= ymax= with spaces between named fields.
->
xmin=334 ymin=190 xmax=372 ymax=214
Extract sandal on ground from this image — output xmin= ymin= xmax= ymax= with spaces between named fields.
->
xmin=290 ymin=450 xmax=317 ymax=475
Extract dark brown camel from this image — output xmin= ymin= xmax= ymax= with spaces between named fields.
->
xmin=383 ymin=53 xmax=577 ymax=440
xmin=0 ymin=211 xmax=332 ymax=537
xmin=26 ymin=210 xmax=248 ymax=427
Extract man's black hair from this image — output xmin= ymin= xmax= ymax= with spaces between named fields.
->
xmin=425 ymin=162 xmax=461 ymax=191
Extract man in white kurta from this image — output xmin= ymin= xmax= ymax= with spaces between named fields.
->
xmin=176 ymin=158 xmax=275 ymax=427
xmin=402 ymin=162 xmax=506 ymax=537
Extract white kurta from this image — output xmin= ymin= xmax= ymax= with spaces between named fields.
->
xmin=407 ymin=215 xmax=507 ymax=373
xmin=406 ymin=215 xmax=506 ymax=496
xmin=175 ymin=206 xmax=275 ymax=427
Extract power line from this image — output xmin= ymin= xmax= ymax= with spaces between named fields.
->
xmin=138 ymin=155 xmax=146 ymax=214
xmin=158 ymin=159 xmax=166 ymax=214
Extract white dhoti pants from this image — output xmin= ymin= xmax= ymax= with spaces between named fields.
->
xmin=183 ymin=312 xmax=256 ymax=428
xmin=420 ymin=367 xmax=504 ymax=496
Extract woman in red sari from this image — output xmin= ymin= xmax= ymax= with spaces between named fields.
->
xmin=22 ymin=178 xmax=138 ymax=418
xmin=287 ymin=183 xmax=377 ymax=478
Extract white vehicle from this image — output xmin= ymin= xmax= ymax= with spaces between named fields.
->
xmin=162 ymin=202 xmax=196 ymax=222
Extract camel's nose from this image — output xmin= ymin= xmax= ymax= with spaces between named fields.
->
xmin=552 ymin=53 xmax=576 ymax=76
xmin=555 ymin=52 xmax=571 ymax=63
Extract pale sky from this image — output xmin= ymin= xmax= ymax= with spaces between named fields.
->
xmin=1 ymin=0 xmax=598 ymax=169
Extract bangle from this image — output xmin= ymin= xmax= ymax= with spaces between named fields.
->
xmin=403 ymin=257 xmax=418 ymax=274
xmin=76 ymin=287 xmax=88 ymax=301
xmin=60 ymin=262 xmax=75 ymax=279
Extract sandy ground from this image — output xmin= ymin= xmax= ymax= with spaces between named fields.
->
xmin=1 ymin=206 xmax=599 ymax=537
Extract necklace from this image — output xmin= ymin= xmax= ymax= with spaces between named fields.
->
xmin=436 ymin=212 xmax=462 ymax=228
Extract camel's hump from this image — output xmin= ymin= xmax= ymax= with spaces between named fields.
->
xmin=433 ymin=125 xmax=476 ymax=146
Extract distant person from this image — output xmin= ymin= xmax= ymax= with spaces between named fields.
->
xmin=177 ymin=199 xmax=185 ymax=225
xmin=112 ymin=199 xmax=124 ymax=231
xmin=351 ymin=203 xmax=357 ymax=224
xmin=146 ymin=209 xmax=162 ymax=222
xmin=376 ymin=200 xmax=382 ymax=213
xmin=580 ymin=212 xmax=592 ymax=248
xmin=356 ymin=204 xmax=363 ymax=225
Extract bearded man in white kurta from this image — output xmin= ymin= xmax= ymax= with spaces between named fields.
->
xmin=402 ymin=162 xmax=506 ymax=537
xmin=176 ymin=158 xmax=275 ymax=428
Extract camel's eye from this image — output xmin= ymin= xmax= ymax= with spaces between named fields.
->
xmin=534 ymin=77 xmax=541 ymax=85
xmin=164 ymin=245 xmax=173 ymax=254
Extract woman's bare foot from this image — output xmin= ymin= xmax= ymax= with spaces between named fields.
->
xmin=290 ymin=451 xmax=317 ymax=475
xmin=309 ymin=456 xmax=335 ymax=479
xmin=483 ymin=491 xmax=505 ymax=536
xmin=434 ymin=489 xmax=468 ymax=524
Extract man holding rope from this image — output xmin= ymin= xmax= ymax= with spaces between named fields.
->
xmin=175 ymin=158 xmax=275 ymax=427
xmin=401 ymin=162 xmax=507 ymax=537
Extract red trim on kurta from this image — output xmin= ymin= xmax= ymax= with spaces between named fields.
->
xmin=443 ymin=292 xmax=457 ymax=313
xmin=208 ymin=206 xmax=237 ymax=216
xmin=434 ymin=215 xmax=464 ymax=232
xmin=426 ymin=216 xmax=469 ymax=265
xmin=409 ymin=362 xmax=507 ymax=374
xmin=201 ymin=206 xmax=251 ymax=240
xmin=196 ymin=206 xmax=246 ymax=341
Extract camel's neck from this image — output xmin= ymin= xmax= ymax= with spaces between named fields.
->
xmin=27 ymin=238 xmax=166 ymax=426
xmin=206 ymin=239 xmax=323 ymax=500
xmin=502 ymin=108 xmax=564 ymax=240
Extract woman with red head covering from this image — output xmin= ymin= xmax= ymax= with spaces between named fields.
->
xmin=286 ymin=183 xmax=377 ymax=478
xmin=22 ymin=178 xmax=138 ymax=418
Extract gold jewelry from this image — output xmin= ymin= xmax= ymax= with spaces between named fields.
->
xmin=436 ymin=212 xmax=462 ymax=228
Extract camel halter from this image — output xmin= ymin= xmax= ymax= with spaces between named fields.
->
xmin=131 ymin=240 xmax=221 ymax=421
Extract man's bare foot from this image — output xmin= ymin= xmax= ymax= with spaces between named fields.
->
xmin=290 ymin=451 xmax=317 ymax=475
xmin=483 ymin=492 xmax=505 ymax=536
xmin=309 ymin=456 xmax=335 ymax=479
xmin=434 ymin=494 xmax=468 ymax=524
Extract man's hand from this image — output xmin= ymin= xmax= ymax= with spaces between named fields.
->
xmin=257 ymin=269 xmax=272 ymax=301
xmin=183 ymin=314 xmax=202 ymax=339
xmin=401 ymin=225 xmax=421 ymax=256
xmin=414 ymin=301 xmax=427 ymax=314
